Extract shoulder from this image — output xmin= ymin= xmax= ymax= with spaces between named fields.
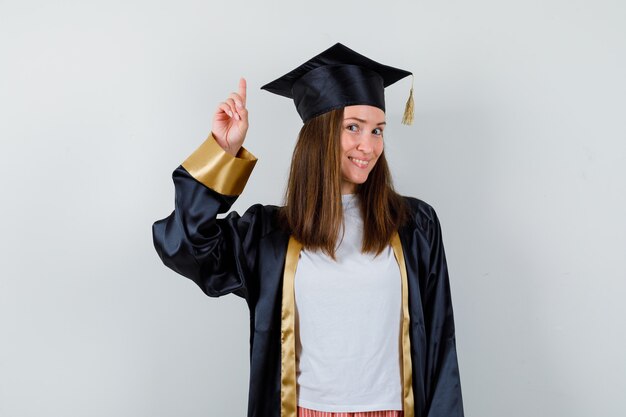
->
xmin=242 ymin=203 xmax=283 ymax=219
xmin=400 ymin=195 xmax=442 ymax=236
xmin=236 ymin=203 xmax=286 ymax=237
xmin=230 ymin=202 xmax=283 ymax=222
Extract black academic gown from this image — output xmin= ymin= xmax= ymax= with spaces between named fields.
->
xmin=152 ymin=135 xmax=464 ymax=417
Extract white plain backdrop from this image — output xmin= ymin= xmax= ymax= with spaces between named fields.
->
xmin=1 ymin=1 xmax=625 ymax=416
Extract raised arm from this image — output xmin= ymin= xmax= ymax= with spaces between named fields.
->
xmin=152 ymin=78 xmax=261 ymax=300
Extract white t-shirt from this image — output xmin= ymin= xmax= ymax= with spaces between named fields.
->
xmin=294 ymin=194 xmax=403 ymax=412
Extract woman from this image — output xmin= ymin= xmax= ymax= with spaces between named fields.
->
xmin=152 ymin=43 xmax=464 ymax=417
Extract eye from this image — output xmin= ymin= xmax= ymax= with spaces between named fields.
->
xmin=346 ymin=124 xmax=359 ymax=132
xmin=372 ymin=127 xmax=383 ymax=136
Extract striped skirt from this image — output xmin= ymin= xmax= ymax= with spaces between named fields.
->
xmin=298 ymin=407 xmax=403 ymax=417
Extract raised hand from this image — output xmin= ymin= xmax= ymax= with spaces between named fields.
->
xmin=211 ymin=77 xmax=249 ymax=156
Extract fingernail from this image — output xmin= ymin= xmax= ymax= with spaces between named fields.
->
xmin=236 ymin=101 xmax=243 ymax=109
xmin=227 ymin=111 xmax=233 ymax=117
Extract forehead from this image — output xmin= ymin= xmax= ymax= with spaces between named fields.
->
xmin=343 ymin=105 xmax=386 ymax=122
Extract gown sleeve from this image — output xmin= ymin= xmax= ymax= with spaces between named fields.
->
xmin=151 ymin=134 xmax=259 ymax=300
xmin=423 ymin=207 xmax=464 ymax=417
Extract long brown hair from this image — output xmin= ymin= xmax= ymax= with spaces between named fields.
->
xmin=281 ymin=107 xmax=409 ymax=258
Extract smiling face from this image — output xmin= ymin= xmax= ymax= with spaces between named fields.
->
xmin=340 ymin=105 xmax=386 ymax=194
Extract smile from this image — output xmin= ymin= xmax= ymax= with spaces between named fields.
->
xmin=348 ymin=157 xmax=370 ymax=168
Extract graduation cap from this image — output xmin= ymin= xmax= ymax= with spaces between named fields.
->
xmin=261 ymin=43 xmax=414 ymax=125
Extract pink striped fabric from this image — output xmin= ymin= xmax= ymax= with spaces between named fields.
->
xmin=297 ymin=407 xmax=403 ymax=417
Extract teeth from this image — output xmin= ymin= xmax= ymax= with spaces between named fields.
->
xmin=350 ymin=157 xmax=369 ymax=165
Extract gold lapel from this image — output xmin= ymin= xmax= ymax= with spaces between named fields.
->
xmin=280 ymin=237 xmax=302 ymax=417
xmin=391 ymin=232 xmax=415 ymax=417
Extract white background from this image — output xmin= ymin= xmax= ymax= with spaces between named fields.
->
xmin=1 ymin=1 xmax=625 ymax=416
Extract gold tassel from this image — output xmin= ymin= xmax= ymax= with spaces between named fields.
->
xmin=401 ymin=75 xmax=414 ymax=125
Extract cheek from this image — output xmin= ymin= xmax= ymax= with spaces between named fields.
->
xmin=374 ymin=141 xmax=384 ymax=158
xmin=340 ymin=133 xmax=353 ymax=153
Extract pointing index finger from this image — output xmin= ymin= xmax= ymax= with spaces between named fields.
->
xmin=238 ymin=77 xmax=247 ymax=106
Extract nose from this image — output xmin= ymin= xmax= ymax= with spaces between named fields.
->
xmin=355 ymin=134 xmax=375 ymax=153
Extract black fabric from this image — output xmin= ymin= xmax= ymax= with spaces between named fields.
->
xmin=261 ymin=43 xmax=412 ymax=122
xmin=152 ymin=166 xmax=464 ymax=417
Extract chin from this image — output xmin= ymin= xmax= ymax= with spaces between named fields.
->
xmin=345 ymin=176 xmax=369 ymax=188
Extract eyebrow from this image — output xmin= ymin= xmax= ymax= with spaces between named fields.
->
xmin=344 ymin=117 xmax=387 ymax=126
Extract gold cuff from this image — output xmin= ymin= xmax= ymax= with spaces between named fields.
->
xmin=181 ymin=134 xmax=257 ymax=196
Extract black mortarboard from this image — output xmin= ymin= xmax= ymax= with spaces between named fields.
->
xmin=261 ymin=43 xmax=414 ymax=124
